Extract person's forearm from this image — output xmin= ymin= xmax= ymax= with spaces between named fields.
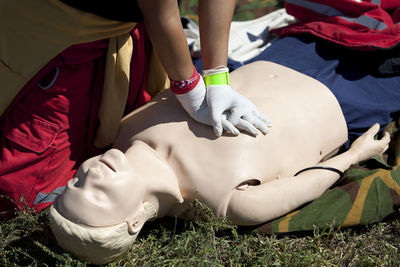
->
xmin=198 ymin=0 xmax=235 ymax=70
xmin=137 ymin=0 xmax=194 ymax=81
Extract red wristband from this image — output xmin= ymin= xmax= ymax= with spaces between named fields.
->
xmin=169 ymin=66 xmax=200 ymax=95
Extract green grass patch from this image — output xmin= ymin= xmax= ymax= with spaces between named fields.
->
xmin=1 ymin=201 xmax=400 ymax=266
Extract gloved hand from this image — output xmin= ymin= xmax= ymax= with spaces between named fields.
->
xmin=174 ymin=75 xmax=212 ymax=126
xmin=170 ymin=66 xmax=212 ymax=126
xmin=204 ymin=66 xmax=272 ymax=136
xmin=171 ymin=66 xmax=271 ymax=136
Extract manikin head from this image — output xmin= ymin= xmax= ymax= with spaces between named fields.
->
xmin=49 ymin=142 xmax=183 ymax=264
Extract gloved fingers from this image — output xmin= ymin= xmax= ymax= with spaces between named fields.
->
xmin=248 ymin=115 xmax=269 ymax=135
xmin=228 ymin=107 xmax=247 ymax=125
xmin=235 ymin=118 xmax=260 ymax=136
xmin=221 ymin=111 xmax=228 ymax=121
xmin=221 ymin=118 xmax=240 ymax=136
xmin=228 ymin=109 xmax=268 ymax=136
xmin=209 ymin=103 xmax=228 ymax=137
xmin=254 ymin=111 xmax=272 ymax=126
xmin=249 ymin=110 xmax=272 ymax=134
xmin=212 ymin=119 xmax=224 ymax=137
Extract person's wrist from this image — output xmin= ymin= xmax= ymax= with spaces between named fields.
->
xmin=203 ymin=66 xmax=230 ymax=87
xmin=169 ymin=66 xmax=200 ymax=95
xmin=204 ymin=72 xmax=230 ymax=87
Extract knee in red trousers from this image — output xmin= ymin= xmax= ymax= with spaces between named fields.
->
xmin=0 ymin=24 xmax=151 ymax=219
xmin=0 ymin=41 xmax=107 ymax=218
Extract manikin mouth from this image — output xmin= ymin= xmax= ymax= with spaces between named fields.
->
xmin=99 ymin=158 xmax=116 ymax=172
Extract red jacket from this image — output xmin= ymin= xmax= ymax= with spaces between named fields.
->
xmin=272 ymin=0 xmax=400 ymax=51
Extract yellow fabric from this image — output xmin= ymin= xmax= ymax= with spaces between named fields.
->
xmin=341 ymin=169 xmax=400 ymax=227
xmin=0 ymin=0 xmax=170 ymax=148
xmin=0 ymin=0 xmax=135 ymax=116
xmin=146 ymin=46 xmax=170 ymax=98
xmin=95 ymin=34 xmax=170 ymax=148
xmin=95 ymin=37 xmax=170 ymax=148
xmin=278 ymin=210 xmax=300 ymax=232
xmin=341 ymin=173 xmax=378 ymax=227
xmin=94 ymin=34 xmax=133 ymax=148
xmin=0 ymin=0 xmax=138 ymax=148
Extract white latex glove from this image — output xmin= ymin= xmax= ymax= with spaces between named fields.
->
xmin=204 ymin=66 xmax=272 ymax=136
xmin=174 ymin=66 xmax=271 ymax=137
xmin=174 ymin=76 xmax=212 ymax=126
xmin=206 ymin=84 xmax=271 ymax=136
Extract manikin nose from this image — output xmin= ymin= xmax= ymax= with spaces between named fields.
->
xmin=103 ymin=148 xmax=125 ymax=159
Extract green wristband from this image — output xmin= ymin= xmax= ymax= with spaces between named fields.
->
xmin=204 ymin=72 xmax=230 ymax=86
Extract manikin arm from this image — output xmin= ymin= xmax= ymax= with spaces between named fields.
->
xmin=227 ymin=124 xmax=390 ymax=226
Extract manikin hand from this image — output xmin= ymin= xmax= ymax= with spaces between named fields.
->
xmin=350 ymin=123 xmax=390 ymax=163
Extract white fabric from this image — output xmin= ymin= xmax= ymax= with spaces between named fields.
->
xmin=206 ymin=84 xmax=270 ymax=136
xmin=184 ymin=8 xmax=295 ymax=64
xmin=203 ymin=65 xmax=229 ymax=77
xmin=175 ymin=77 xmax=212 ymax=126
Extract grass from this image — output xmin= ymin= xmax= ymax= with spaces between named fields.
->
xmin=1 ymin=201 xmax=400 ymax=266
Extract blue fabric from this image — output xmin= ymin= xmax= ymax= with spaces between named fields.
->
xmin=241 ymin=36 xmax=400 ymax=144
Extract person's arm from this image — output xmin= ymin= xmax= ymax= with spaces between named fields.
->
xmin=137 ymin=0 xmax=270 ymax=136
xmin=226 ymin=123 xmax=390 ymax=225
xmin=139 ymin=0 xmax=236 ymax=77
xmin=198 ymin=0 xmax=271 ymax=136
xmin=137 ymin=0 xmax=213 ymax=129
xmin=198 ymin=0 xmax=235 ymax=69
xmin=136 ymin=0 xmax=193 ymax=81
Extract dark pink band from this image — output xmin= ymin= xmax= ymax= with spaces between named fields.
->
xmin=169 ymin=66 xmax=200 ymax=95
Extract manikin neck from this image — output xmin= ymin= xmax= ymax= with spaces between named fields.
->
xmin=124 ymin=140 xmax=184 ymax=218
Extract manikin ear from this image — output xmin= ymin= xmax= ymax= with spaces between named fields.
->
xmin=126 ymin=203 xmax=147 ymax=235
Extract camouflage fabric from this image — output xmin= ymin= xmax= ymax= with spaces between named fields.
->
xmin=242 ymin=121 xmax=400 ymax=234
xmin=179 ymin=0 xmax=283 ymax=22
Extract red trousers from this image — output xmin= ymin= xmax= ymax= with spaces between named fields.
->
xmin=0 ymin=24 xmax=151 ymax=218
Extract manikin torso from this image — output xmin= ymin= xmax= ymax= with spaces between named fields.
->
xmin=114 ymin=61 xmax=348 ymax=217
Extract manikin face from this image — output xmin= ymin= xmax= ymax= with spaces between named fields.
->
xmin=56 ymin=148 xmax=145 ymax=227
